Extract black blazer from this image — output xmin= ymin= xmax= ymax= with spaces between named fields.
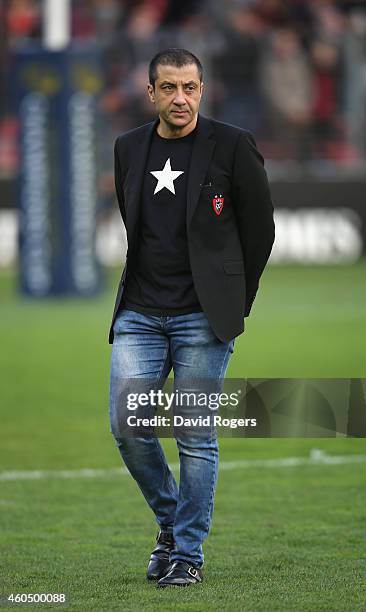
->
xmin=109 ymin=114 xmax=275 ymax=344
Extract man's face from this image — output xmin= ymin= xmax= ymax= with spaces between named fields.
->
xmin=147 ymin=63 xmax=203 ymax=135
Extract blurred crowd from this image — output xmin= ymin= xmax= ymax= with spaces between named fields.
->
xmin=1 ymin=0 xmax=366 ymax=188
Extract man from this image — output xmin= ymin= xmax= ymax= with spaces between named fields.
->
xmin=109 ymin=48 xmax=274 ymax=588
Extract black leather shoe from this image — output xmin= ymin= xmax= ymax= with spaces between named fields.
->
xmin=146 ymin=530 xmax=176 ymax=581
xmin=157 ymin=560 xmax=203 ymax=587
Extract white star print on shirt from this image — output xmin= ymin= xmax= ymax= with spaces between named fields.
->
xmin=150 ymin=157 xmax=184 ymax=195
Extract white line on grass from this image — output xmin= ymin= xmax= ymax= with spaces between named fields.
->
xmin=0 ymin=450 xmax=366 ymax=482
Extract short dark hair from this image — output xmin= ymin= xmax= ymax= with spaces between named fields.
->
xmin=149 ymin=48 xmax=203 ymax=87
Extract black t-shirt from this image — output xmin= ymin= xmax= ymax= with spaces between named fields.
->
xmin=122 ymin=127 xmax=202 ymax=315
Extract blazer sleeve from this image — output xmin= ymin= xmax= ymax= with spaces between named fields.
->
xmin=114 ymin=137 xmax=126 ymax=226
xmin=232 ymin=132 xmax=275 ymax=316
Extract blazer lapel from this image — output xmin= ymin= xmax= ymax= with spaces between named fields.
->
xmin=187 ymin=115 xmax=216 ymax=227
xmin=125 ymin=118 xmax=158 ymax=243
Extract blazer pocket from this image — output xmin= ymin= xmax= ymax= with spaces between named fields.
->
xmin=223 ymin=260 xmax=245 ymax=275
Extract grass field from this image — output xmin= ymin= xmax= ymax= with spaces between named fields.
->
xmin=1 ymin=264 xmax=366 ymax=611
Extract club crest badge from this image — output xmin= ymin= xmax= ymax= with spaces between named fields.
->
xmin=212 ymin=194 xmax=224 ymax=216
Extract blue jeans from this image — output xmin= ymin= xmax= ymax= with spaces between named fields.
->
xmin=109 ymin=309 xmax=234 ymax=567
